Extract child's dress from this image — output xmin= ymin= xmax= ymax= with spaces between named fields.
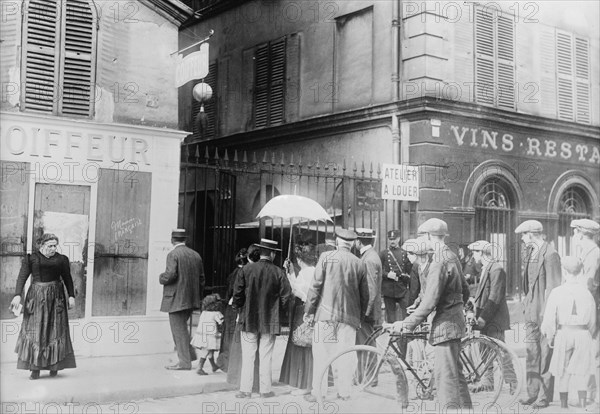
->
xmin=191 ymin=311 xmax=224 ymax=351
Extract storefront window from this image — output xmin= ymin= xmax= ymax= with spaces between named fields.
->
xmin=557 ymin=185 xmax=592 ymax=256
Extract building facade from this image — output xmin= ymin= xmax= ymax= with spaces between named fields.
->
xmin=178 ymin=0 xmax=599 ymax=297
xmin=0 ymin=0 xmax=192 ymax=360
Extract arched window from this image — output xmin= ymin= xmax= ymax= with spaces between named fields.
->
xmin=557 ymin=185 xmax=592 ymax=256
xmin=21 ymin=0 xmax=98 ymax=117
xmin=474 ymin=176 xmax=518 ymax=294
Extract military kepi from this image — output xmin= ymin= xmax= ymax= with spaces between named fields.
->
xmin=387 ymin=229 xmax=401 ymax=239
xmin=171 ymin=228 xmax=187 ymax=239
xmin=335 ymin=228 xmax=358 ymax=241
xmin=514 ymin=220 xmax=543 ymax=234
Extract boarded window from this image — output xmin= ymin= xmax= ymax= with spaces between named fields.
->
xmin=556 ymin=31 xmax=591 ymax=124
xmin=254 ymin=37 xmax=286 ymax=128
xmin=21 ymin=0 xmax=97 ymax=117
xmin=474 ymin=6 xmax=515 ymax=110
xmin=190 ymin=62 xmax=218 ymax=141
xmin=93 ymin=169 xmax=151 ymax=316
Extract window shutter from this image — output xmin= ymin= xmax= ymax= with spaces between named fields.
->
xmin=22 ymin=0 xmax=61 ymax=113
xmin=59 ymin=0 xmax=97 ymax=117
xmin=285 ymin=33 xmax=301 ymax=123
xmin=268 ymin=37 xmax=286 ymax=126
xmin=574 ymin=37 xmax=590 ymax=124
xmin=254 ymin=43 xmax=270 ymax=128
xmin=496 ymin=15 xmax=515 ymax=110
xmin=474 ymin=7 xmax=495 ymax=105
xmin=539 ymin=26 xmax=557 ymax=117
xmin=191 ymin=62 xmax=218 ymax=141
xmin=556 ymin=30 xmax=574 ymax=121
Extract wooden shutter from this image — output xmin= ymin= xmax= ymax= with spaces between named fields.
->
xmin=21 ymin=0 xmax=61 ymax=113
xmin=474 ymin=7 xmax=495 ymax=105
xmin=93 ymin=170 xmax=151 ymax=316
xmin=496 ymin=14 xmax=515 ymax=110
xmin=269 ymin=37 xmax=286 ymax=125
xmin=241 ymin=47 xmax=255 ymax=130
xmin=556 ymin=30 xmax=574 ymax=121
xmin=285 ymin=32 xmax=301 ymax=123
xmin=191 ymin=62 xmax=218 ymax=141
xmin=59 ymin=0 xmax=97 ymax=117
xmin=574 ymin=37 xmax=590 ymax=124
xmin=539 ymin=26 xmax=557 ymax=118
xmin=254 ymin=43 xmax=270 ymax=128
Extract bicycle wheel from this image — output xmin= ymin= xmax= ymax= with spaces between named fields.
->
xmin=315 ymin=345 xmax=409 ymax=412
xmin=460 ymin=336 xmax=520 ymax=410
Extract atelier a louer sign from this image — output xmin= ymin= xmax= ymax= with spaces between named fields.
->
xmin=175 ymin=43 xmax=209 ymax=87
xmin=381 ymin=163 xmax=419 ymax=201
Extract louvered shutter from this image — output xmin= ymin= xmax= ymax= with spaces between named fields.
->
xmin=496 ymin=15 xmax=515 ymax=109
xmin=268 ymin=38 xmax=286 ymax=126
xmin=556 ymin=30 xmax=574 ymax=121
xmin=285 ymin=33 xmax=301 ymax=123
xmin=191 ymin=62 xmax=218 ymax=141
xmin=22 ymin=0 xmax=61 ymax=113
xmin=254 ymin=43 xmax=270 ymax=128
xmin=59 ymin=0 xmax=97 ymax=117
xmin=574 ymin=37 xmax=590 ymax=124
xmin=539 ymin=26 xmax=557 ymax=117
xmin=474 ymin=7 xmax=495 ymax=105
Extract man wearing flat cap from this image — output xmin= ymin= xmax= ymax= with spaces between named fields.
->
xmin=393 ymin=218 xmax=472 ymax=409
xmin=304 ymin=228 xmax=369 ymax=402
xmin=379 ymin=229 xmax=412 ymax=323
xmin=160 ymin=229 xmax=205 ymax=370
xmin=570 ymin=218 xmax=600 ymax=408
xmin=232 ymin=238 xmax=291 ymax=398
xmin=516 ymin=220 xmax=561 ymax=408
xmin=354 ymin=228 xmax=383 ymax=345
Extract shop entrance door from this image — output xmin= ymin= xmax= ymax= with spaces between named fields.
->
xmin=33 ymin=183 xmax=90 ymax=319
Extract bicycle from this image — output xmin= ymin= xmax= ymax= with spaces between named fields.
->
xmin=314 ymin=321 xmax=524 ymax=411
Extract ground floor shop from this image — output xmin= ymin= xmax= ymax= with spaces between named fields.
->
xmin=0 ymin=111 xmax=188 ymax=360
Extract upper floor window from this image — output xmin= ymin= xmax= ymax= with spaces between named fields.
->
xmin=254 ymin=37 xmax=286 ymax=128
xmin=473 ymin=6 xmax=515 ymax=110
xmin=21 ymin=0 xmax=98 ymax=117
xmin=556 ymin=31 xmax=590 ymax=124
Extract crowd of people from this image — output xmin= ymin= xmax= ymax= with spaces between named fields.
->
xmin=9 ymin=217 xmax=599 ymax=411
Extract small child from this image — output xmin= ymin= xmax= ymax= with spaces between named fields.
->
xmin=191 ymin=293 xmax=224 ymax=375
xmin=541 ymin=256 xmax=597 ymax=409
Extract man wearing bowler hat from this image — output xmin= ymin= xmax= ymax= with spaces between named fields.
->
xmin=160 ymin=229 xmax=205 ymax=370
xmin=516 ymin=220 xmax=561 ymax=408
xmin=304 ymin=228 xmax=369 ymax=402
xmin=232 ymin=238 xmax=291 ymax=399
xmin=379 ymin=229 xmax=412 ymax=323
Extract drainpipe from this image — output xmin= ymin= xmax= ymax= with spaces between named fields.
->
xmin=391 ymin=0 xmax=401 ymax=165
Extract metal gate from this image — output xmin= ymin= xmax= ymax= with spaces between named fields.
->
xmin=179 ymin=144 xmax=415 ymax=296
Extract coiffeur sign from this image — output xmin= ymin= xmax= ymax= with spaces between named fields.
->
xmin=382 ymin=163 xmax=419 ymax=201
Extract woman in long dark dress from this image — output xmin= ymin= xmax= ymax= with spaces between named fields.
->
xmin=217 ymin=248 xmax=248 ymax=372
xmin=279 ymin=246 xmax=317 ymax=395
xmin=10 ymin=234 xmax=76 ymax=380
xmin=226 ymin=245 xmax=260 ymax=391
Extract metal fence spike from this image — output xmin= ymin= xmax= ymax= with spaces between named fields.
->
xmin=243 ymin=150 xmax=248 ymax=164
xmin=233 ymin=150 xmax=239 ymax=163
xmin=214 ymin=148 xmax=219 ymax=160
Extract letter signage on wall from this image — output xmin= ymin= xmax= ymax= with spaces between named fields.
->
xmin=175 ymin=43 xmax=209 ymax=87
xmin=381 ymin=164 xmax=419 ymax=201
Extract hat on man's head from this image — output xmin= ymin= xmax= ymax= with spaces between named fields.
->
xmin=355 ymin=228 xmax=375 ymax=240
xmin=387 ymin=230 xmax=402 ymax=239
xmin=561 ymin=256 xmax=583 ymax=275
xmin=253 ymin=238 xmax=282 ymax=251
xmin=417 ymin=218 xmax=449 ymax=236
xmin=515 ymin=220 xmax=543 ymax=234
xmin=468 ymin=240 xmax=490 ymax=252
xmin=570 ymin=218 xmax=600 ymax=235
xmin=335 ymin=228 xmax=358 ymax=241
xmin=402 ymin=238 xmax=433 ymax=255
xmin=171 ymin=229 xmax=187 ymax=240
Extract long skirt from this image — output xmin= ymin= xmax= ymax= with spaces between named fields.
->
xmin=15 ymin=281 xmax=76 ymax=371
xmin=279 ymin=297 xmax=313 ymax=389
xmin=226 ymin=321 xmax=260 ymax=392
xmin=217 ymin=304 xmax=237 ymax=371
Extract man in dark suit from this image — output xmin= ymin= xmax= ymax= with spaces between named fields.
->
xmin=468 ymin=240 xmax=516 ymax=393
xmin=232 ymin=238 xmax=291 ymax=399
xmin=379 ymin=230 xmax=412 ymax=323
xmin=160 ymin=229 xmax=205 ymax=370
xmin=516 ymin=220 xmax=561 ymax=408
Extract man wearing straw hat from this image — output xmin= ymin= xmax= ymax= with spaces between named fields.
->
xmin=516 ymin=220 xmax=561 ymax=409
xmin=160 ymin=229 xmax=205 ymax=370
xmin=232 ymin=238 xmax=291 ymax=399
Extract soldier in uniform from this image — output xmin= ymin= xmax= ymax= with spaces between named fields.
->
xmin=379 ymin=230 xmax=412 ymax=323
